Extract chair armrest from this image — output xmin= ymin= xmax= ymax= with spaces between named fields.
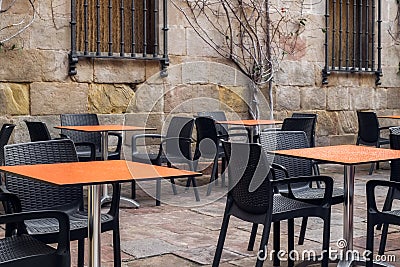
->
xmin=108 ymin=132 xmax=122 ymax=154
xmin=366 ymin=180 xmax=400 ymax=214
xmin=271 ymin=163 xmax=289 ymax=178
xmin=0 ymin=210 xmax=70 ymax=254
xmin=75 ymin=142 xmax=96 ymax=161
xmin=131 ymin=134 xmax=164 ymax=154
xmin=0 ymin=192 xmax=22 ymax=213
xmin=272 ymin=175 xmax=333 ymax=206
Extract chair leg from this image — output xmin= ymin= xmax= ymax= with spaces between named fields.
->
xmin=288 ymin=219 xmax=295 ymax=267
xmin=77 ymin=239 xmax=85 ymax=267
xmin=378 ymin=223 xmax=389 ymax=255
xmin=273 ymin=222 xmax=280 ymax=267
xmin=221 ymin=157 xmax=226 ymax=187
xmin=255 ymin=223 xmax=272 ymax=267
xmin=377 ymin=188 xmax=394 ymax=230
xmin=131 ymin=181 xmax=136 ymax=200
xmin=369 ymin=163 xmax=375 ymax=175
xmin=366 ymin=221 xmax=375 ymax=267
xmin=298 ymin=217 xmax=308 ymax=245
xmin=170 ymin=178 xmax=178 ymax=195
xmin=322 ymin=215 xmax=331 ymax=267
xmin=248 ymin=223 xmax=258 ymax=251
xmin=191 ymin=177 xmax=200 ymax=201
xmin=113 ymin=224 xmax=122 ymax=267
xmin=207 ymin=156 xmax=219 ymax=196
xmin=212 ymin=213 xmax=231 ymax=267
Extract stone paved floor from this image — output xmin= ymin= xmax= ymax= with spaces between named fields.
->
xmin=72 ymin=163 xmax=400 ymax=267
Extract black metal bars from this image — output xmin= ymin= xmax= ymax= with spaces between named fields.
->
xmin=322 ymin=0 xmax=382 ymax=85
xmin=69 ymin=0 xmax=169 ymax=76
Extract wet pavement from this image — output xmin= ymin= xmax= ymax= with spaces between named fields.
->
xmin=73 ymin=163 xmax=400 ymax=267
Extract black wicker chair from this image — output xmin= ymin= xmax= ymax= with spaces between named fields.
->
xmin=60 ymin=113 xmax=122 ymax=161
xmin=258 ymin=131 xmax=344 ymax=246
xmin=356 ymin=111 xmax=391 ymax=175
xmin=0 ymin=124 xmax=15 ymax=167
xmin=132 ymin=116 xmax=199 ymax=201
xmin=24 ymin=121 xmax=52 ymax=142
xmin=376 ymin=126 xmax=400 ymax=254
xmin=0 ymin=192 xmax=70 ymax=267
xmin=3 ymin=139 xmax=121 ymax=267
xmin=281 ymin=117 xmax=315 ymax=147
xmin=194 ymin=117 xmax=226 ymax=196
xmin=366 ymin=180 xmax=400 ymax=267
xmin=213 ymin=141 xmax=333 ymax=267
xmin=291 ymin=113 xmax=318 ymax=147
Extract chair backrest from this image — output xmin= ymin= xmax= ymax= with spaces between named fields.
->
xmin=60 ymin=113 xmax=101 ymax=149
xmin=356 ymin=111 xmax=380 ymax=144
xmin=222 ymin=141 xmax=273 ymax=214
xmin=0 ymin=124 xmax=16 ymax=166
xmin=389 ymin=127 xmax=400 ymax=183
xmin=24 ymin=121 xmax=52 ymax=142
xmin=197 ymin=111 xmax=228 ymax=136
xmin=4 ymin=139 xmax=83 ymax=212
xmin=291 ymin=113 xmax=317 ymax=147
xmin=260 ymin=131 xmax=312 ymax=190
xmin=194 ymin=117 xmax=219 ymax=159
xmin=164 ymin=116 xmax=195 ymax=160
xmin=281 ymin=117 xmax=315 ymax=147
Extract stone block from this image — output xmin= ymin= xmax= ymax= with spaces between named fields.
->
xmin=186 ymin=28 xmax=223 ymax=58
xmin=275 ymin=86 xmax=301 ymax=111
xmin=326 ymin=87 xmax=349 ymax=111
xmin=131 ymin=83 xmax=164 ymax=113
xmin=350 ymin=87 xmax=374 ymax=110
xmin=182 ymin=61 xmax=210 ymax=84
xmin=373 ymin=88 xmax=387 ymax=110
xmin=300 ymin=87 xmax=326 ymax=110
xmin=387 ymin=88 xmax=400 ymax=109
xmin=94 ymin=60 xmax=146 ymax=83
xmin=274 ymin=61 xmax=315 ymax=86
xmin=73 ymin=59 xmax=94 ymax=83
xmin=316 ymin=111 xmax=339 ymax=136
xmin=145 ymin=61 xmax=162 ymax=81
xmin=337 ymin=111 xmax=357 ymax=134
xmin=380 ymin=66 xmax=400 ymax=88
xmin=0 ymin=50 xmax=68 ymax=82
xmin=88 ymin=84 xmax=135 ymax=114
xmin=30 ymin=18 xmax=70 ymax=50
xmin=219 ymin=86 xmax=248 ymax=113
xmin=208 ymin=62 xmax=236 ymax=86
xmin=0 ymin=83 xmax=29 ymax=115
xmin=168 ymin=27 xmax=187 ymax=56
xmin=326 ymin=73 xmax=360 ymax=87
xmin=329 ymin=134 xmax=357 ymax=146
xmin=164 ymin=84 xmax=194 ymax=113
xmin=30 ymin=82 xmax=89 ymax=115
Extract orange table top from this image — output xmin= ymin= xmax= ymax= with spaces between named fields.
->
xmin=217 ymin=119 xmax=283 ymax=126
xmin=55 ymin=125 xmax=156 ymax=132
xmin=271 ymin=145 xmax=400 ymax=165
xmin=0 ymin=160 xmax=201 ymax=186
xmin=378 ymin=115 xmax=400 ymax=119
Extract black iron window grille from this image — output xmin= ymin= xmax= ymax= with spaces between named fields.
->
xmin=322 ymin=0 xmax=382 ymax=85
xmin=69 ymin=0 xmax=169 ymax=76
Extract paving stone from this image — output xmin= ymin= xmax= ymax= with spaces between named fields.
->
xmin=174 ymin=246 xmax=245 ymax=265
xmin=123 ymin=254 xmax=201 ymax=267
xmin=121 ymin=238 xmax=179 ymax=259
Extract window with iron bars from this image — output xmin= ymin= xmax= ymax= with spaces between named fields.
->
xmin=322 ymin=0 xmax=382 ymax=85
xmin=69 ymin=0 xmax=169 ymax=76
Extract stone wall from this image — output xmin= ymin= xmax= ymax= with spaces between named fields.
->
xmin=0 ymin=0 xmax=399 ymax=148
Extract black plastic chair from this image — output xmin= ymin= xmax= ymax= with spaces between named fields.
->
xmin=291 ymin=113 xmax=318 ymax=147
xmin=60 ymin=113 xmax=122 ymax=161
xmin=376 ymin=126 xmax=400 ymax=254
xmin=132 ymin=116 xmax=199 ymax=201
xmin=194 ymin=117 xmax=226 ymax=196
xmin=197 ymin=111 xmax=248 ymax=140
xmin=3 ymin=139 xmax=121 ymax=267
xmin=212 ymin=141 xmax=333 ymax=267
xmin=0 ymin=192 xmax=70 ymax=267
xmin=259 ymin=131 xmax=344 ymax=245
xmin=356 ymin=111 xmax=391 ymax=175
xmin=24 ymin=121 xmax=52 ymax=142
xmin=366 ymin=180 xmax=400 ymax=267
xmin=281 ymin=117 xmax=315 ymax=147
xmin=0 ymin=124 xmax=15 ymax=166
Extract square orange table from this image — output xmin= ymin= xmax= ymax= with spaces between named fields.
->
xmin=217 ymin=119 xmax=283 ymax=142
xmin=271 ymin=145 xmax=400 ymax=266
xmin=55 ymin=125 xmax=156 ymax=207
xmin=377 ymin=115 xmax=400 ymax=119
xmin=0 ymin=160 xmax=201 ymax=267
